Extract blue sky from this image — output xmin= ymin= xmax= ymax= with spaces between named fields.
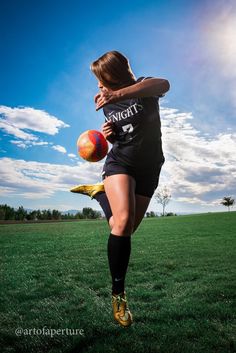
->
xmin=0 ymin=0 xmax=235 ymax=214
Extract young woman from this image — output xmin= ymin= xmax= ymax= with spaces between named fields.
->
xmin=71 ymin=50 xmax=170 ymax=327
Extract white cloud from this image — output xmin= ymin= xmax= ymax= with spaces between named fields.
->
xmin=10 ymin=140 xmax=49 ymax=149
xmin=32 ymin=141 xmax=49 ymax=146
xmin=68 ymin=153 xmax=77 ymax=158
xmin=0 ymin=105 xmax=69 ymax=135
xmin=0 ymin=120 xmax=37 ymax=141
xmin=52 ymin=145 xmax=67 ymax=154
xmin=0 ymin=106 xmax=69 ymax=149
xmin=10 ymin=140 xmax=28 ymax=149
xmin=0 ymin=157 xmax=103 ymax=199
xmin=159 ymin=107 xmax=236 ymax=205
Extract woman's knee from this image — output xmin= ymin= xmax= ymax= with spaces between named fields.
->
xmin=113 ymin=211 xmax=135 ymax=235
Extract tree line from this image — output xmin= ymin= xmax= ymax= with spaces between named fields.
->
xmin=0 ymin=204 xmax=101 ymax=221
xmin=1 ymin=193 xmax=234 ymax=222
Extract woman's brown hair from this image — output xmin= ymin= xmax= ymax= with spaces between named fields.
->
xmin=90 ymin=50 xmax=136 ymax=90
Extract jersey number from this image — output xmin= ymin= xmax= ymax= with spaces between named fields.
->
xmin=122 ymin=123 xmax=133 ymax=133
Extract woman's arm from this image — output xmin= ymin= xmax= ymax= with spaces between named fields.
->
xmin=118 ymin=78 xmax=170 ymax=100
xmin=102 ymin=121 xmax=116 ymax=144
xmin=95 ymin=77 xmax=170 ymax=111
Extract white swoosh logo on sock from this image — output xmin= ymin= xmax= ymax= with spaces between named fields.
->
xmin=114 ymin=277 xmax=123 ymax=282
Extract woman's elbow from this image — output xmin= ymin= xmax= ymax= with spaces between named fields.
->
xmin=154 ymin=78 xmax=170 ymax=95
xmin=163 ymin=79 xmax=170 ymax=93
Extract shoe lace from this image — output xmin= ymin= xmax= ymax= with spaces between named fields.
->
xmin=113 ymin=294 xmax=127 ymax=310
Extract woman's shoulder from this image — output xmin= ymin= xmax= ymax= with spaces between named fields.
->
xmin=137 ymin=76 xmax=165 ymax=99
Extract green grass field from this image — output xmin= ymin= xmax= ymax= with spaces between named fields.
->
xmin=0 ymin=212 xmax=236 ymax=353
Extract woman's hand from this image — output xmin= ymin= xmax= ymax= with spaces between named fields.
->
xmin=94 ymin=88 xmax=120 ymax=111
xmin=101 ymin=121 xmax=116 ymax=143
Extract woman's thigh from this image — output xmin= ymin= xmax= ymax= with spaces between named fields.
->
xmin=103 ymin=174 xmax=136 ymax=236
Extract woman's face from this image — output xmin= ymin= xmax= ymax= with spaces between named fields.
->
xmin=98 ymin=80 xmax=106 ymax=91
xmin=98 ymin=79 xmax=111 ymax=92
xmin=97 ymin=78 xmax=125 ymax=91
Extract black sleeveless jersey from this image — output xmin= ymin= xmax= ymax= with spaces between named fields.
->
xmin=102 ymin=76 xmax=165 ymax=169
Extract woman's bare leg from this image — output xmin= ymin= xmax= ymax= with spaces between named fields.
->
xmin=104 ymin=174 xmax=136 ymax=236
xmin=108 ymin=194 xmax=151 ymax=234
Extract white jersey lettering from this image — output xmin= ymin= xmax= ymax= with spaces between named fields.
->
xmin=105 ymin=103 xmax=143 ymax=123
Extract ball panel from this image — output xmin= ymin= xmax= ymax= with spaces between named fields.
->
xmin=88 ymin=130 xmax=106 ymax=161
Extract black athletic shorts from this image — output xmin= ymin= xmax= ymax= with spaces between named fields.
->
xmin=101 ymin=150 xmax=165 ymax=198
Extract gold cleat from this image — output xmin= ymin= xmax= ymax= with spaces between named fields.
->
xmin=70 ymin=182 xmax=105 ymax=199
xmin=112 ymin=291 xmax=133 ymax=327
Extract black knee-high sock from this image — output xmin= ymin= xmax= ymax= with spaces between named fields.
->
xmin=107 ymin=233 xmax=131 ymax=295
xmin=94 ymin=192 xmax=112 ymax=222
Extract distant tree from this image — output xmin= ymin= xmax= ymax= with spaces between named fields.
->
xmin=166 ymin=212 xmax=177 ymax=217
xmin=82 ymin=207 xmax=101 ymax=219
xmin=220 ymin=196 xmax=235 ymax=212
xmin=0 ymin=207 xmax=5 ymax=220
xmin=15 ymin=206 xmax=27 ymax=221
xmin=52 ymin=209 xmax=61 ymax=220
xmin=154 ymin=186 xmax=171 ymax=216
xmin=146 ymin=211 xmax=158 ymax=218
xmin=93 ymin=210 xmax=101 ymax=219
xmin=26 ymin=210 xmax=37 ymax=221
xmin=75 ymin=212 xmax=84 ymax=219
xmin=47 ymin=209 xmax=52 ymax=220
xmin=36 ymin=209 xmax=42 ymax=220
xmin=82 ymin=207 xmax=93 ymax=218
xmin=0 ymin=204 xmax=15 ymax=220
xmin=41 ymin=209 xmax=49 ymax=220
xmin=61 ymin=212 xmax=76 ymax=220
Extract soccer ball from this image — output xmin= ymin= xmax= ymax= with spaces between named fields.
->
xmin=77 ymin=130 xmax=108 ymax=162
